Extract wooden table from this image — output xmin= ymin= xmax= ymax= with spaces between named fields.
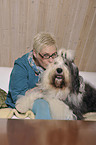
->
xmin=0 ymin=119 xmax=96 ymax=145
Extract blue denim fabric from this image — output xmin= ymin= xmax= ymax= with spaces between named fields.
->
xmin=32 ymin=99 xmax=52 ymax=119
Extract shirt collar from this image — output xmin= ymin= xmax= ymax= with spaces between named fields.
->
xmin=28 ymin=50 xmax=44 ymax=75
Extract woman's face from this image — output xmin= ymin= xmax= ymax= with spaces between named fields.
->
xmin=34 ymin=45 xmax=57 ymax=69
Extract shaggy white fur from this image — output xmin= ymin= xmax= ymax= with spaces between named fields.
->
xmin=58 ymin=48 xmax=75 ymax=61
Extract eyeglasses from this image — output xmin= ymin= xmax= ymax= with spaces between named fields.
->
xmin=39 ymin=52 xmax=57 ymax=59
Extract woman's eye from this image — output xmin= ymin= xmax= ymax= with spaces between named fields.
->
xmin=44 ymin=54 xmax=49 ymax=57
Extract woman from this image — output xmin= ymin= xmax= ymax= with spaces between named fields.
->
xmin=5 ymin=32 xmax=58 ymax=119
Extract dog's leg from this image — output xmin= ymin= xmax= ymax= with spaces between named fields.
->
xmin=16 ymin=90 xmax=43 ymax=113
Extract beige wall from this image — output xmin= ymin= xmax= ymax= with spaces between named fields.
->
xmin=0 ymin=0 xmax=96 ymax=71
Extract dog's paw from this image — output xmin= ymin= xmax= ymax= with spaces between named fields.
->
xmin=15 ymin=95 xmax=33 ymax=113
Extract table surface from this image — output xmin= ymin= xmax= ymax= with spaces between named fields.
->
xmin=0 ymin=119 xmax=96 ymax=145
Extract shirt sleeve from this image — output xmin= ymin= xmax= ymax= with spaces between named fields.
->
xmin=9 ymin=58 xmax=29 ymax=104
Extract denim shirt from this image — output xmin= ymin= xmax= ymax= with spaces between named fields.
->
xmin=5 ymin=51 xmax=44 ymax=108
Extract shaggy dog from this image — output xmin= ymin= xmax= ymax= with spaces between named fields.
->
xmin=16 ymin=49 xmax=96 ymax=120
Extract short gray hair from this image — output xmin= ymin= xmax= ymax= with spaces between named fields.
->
xmin=33 ymin=32 xmax=57 ymax=53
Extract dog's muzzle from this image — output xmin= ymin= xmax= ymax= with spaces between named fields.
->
xmin=53 ymin=68 xmax=65 ymax=88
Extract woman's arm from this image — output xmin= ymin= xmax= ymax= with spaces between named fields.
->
xmin=6 ymin=58 xmax=30 ymax=107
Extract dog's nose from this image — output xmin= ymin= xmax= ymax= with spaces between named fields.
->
xmin=56 ymin=68 xmax=63 ymax=74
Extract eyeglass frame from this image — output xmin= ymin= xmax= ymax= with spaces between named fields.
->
xmin=39 ymin=52 xmax=58 ymax=59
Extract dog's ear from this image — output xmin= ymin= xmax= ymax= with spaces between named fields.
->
xmin=66 ymin=49 xmax=75 ymax=62
xmin=69 ymin=62 xmax=80 ymax=94
xmin=57 ymin=48 xmax=66 ymax=57
xmin=58 ymin=48 xmax=75 ymax=62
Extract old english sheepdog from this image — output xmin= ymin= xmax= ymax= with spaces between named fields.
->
xmin=16 ymin=49 xmax=96 ymax=120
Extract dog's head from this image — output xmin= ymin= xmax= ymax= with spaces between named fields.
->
xmin=40 ymin=48 xmax=81 ymax=99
